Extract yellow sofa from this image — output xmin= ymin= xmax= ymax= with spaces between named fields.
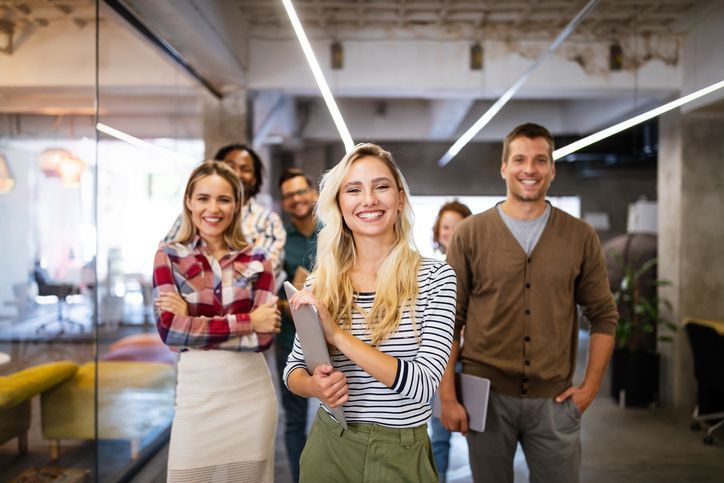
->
xmin=0 ymin=361 xmax=79 ymax=454
xmin=41 ymin=360 xmax=175 ymax=460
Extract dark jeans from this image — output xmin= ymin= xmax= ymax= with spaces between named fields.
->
xmin=430 ymin=416 xmax=451 ymax=482
xmin=275 ymin=341 xmax=309 ymax=483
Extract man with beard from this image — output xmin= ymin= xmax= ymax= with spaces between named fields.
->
xmin=276 ymin=167 xmax=319 ymax=483
xmin=440 ymin=123 xmax=618 ymax=483
xmin=165 ymin=144 xmax=286 ymax=279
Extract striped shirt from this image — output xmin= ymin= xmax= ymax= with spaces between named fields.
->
xmin=283 ymin=258 xmax=457 ymax=428
xmin=164 ymin=198 xmax=286 ymax=279
xmin=153 ymin=236 xmax=276 ymax=352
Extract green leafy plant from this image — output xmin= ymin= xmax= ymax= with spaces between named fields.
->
xmin=611 ymin=255 xmax=677 ymax=352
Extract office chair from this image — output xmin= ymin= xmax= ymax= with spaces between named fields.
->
xmin=685 ymin=318 xmax=724 ymax=445
xmin=33 ymin=264 xmax=84 ymax=335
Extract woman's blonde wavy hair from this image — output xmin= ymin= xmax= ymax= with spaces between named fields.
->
xmin=174 ymin=161 xmax=247 ymax=251
xmin=312 ymin=143 xmax=421 ymax=345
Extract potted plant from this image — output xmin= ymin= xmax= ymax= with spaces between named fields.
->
xmin=608 ymin=255 xmax=677 ymax=407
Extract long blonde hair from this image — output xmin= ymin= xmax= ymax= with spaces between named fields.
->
xmin=174 ymin=161 xmax=247 ymax=251
xmin=312 ymin=143 xmax=421 ymax=345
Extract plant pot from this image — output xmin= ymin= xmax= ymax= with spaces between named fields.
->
xmin=610 ymin=349 xmax=660 ymax=407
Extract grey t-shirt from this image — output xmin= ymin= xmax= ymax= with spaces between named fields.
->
xmin=497 ymin=203 xmax=552 ymax=255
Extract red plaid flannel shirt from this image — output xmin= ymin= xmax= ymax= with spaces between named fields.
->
xmin=153 ymin=236 xmax=276 ymax=352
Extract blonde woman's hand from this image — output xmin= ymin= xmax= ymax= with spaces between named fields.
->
xmin=289 ymin=290 xmax=340 ymax=345
xmin=310 ymin=364 xmax=349 ymax=408
xmin=250 ymin=300 xmax=282 ymax=334
xmin=155 ymin=292 xmax=189 ymax=316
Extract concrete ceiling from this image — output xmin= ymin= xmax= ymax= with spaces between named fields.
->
xmin=0 ymin=0 xmax=95 ymax=31
xmin=112 ymin=0 xmax=713 ymax=95
xmin=0 ymin=0 xmax=705 ymax=46
xmin=0 ymin=0 xmax=705 ymax=37
xmin=2 ymin=0 xmax=723 ymax=145
xmin=232 ymin=0 xmax=701 ymax=37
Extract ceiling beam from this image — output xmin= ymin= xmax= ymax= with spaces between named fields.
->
xmin=102 ymin=0 xmax=223 ymax=99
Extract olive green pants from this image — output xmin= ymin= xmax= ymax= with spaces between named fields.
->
xmin=300 ymin=408 xmax=438 ymax=483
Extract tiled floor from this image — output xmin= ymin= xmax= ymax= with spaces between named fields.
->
xmin=133 ymin=330 xmax=724 ymax=483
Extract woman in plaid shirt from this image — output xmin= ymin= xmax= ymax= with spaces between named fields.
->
xmin=153 ymin=161 xmax=281 ymax=483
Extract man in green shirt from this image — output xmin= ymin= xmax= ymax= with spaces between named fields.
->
xmin=276 ymin=168 xmax=319 ymax=483
xmin=440 ymin=123 xmax=618 ymax=483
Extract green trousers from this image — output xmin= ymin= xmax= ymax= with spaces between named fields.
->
xmin=300 ymin=408 xmax=438 ymax=483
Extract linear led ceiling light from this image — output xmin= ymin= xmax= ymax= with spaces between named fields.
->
xmin=553 ymin=79 xmax=724 ymax=160
xmin=96 ymin=122 xmax=196 ymax=163
xmin=438 ymin=0 xmax=600 ymax=167
xmin=281 ymin=0 xmax=354 ymax=152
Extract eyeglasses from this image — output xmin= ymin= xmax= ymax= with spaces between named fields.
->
xmin=281 ymin=187 xmax=311 ymax=201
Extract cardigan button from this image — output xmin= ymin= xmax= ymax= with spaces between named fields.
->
xmin=524 ymin=336 xmax=531 ymax=342
xmin=525 ymin=283 xmax=531 ymax=289
xmin=525 ymin=309 xmax=531 ymax=315
xmin=525 ymin=360 xmax=531 ymax=366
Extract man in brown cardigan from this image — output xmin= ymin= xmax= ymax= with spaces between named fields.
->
xmin=440 ymin=123 xmax=618 ymax=483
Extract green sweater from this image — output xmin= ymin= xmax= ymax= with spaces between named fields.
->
xmin=446 ymin=205 xmax=618 ymax=399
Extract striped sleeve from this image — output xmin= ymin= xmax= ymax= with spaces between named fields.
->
xmin=283 ymin=333 xmax=307 ymax=389
xmin=282 ymin=275 xmax=315 ymax=387
xmin=152 ymin=246 xmax=253 ymax=349
xmin=390 ymin=262 xmax=457 ymax=404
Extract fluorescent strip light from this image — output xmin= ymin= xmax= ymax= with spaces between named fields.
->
xmin=96 ymin=122 xmax=196 ymax=163
xmin=438 ymin=0 xmax=600 ymax=167
xmin=553 ymin=79 xmax=724 ymax=160
xmin=281 ymin=0 xmax=354 ymax=152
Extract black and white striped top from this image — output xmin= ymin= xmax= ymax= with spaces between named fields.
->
xmin=283 ymin=258 xmax=457 ymax=428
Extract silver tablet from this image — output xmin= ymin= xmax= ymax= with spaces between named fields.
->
xmin=432 ymin=373 xmax=490 ymax=432
xmin=283 ymin=281 xmax=348 ymax=429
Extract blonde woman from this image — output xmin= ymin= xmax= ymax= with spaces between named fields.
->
xmin=153 ymin=161 xmax=281 ymax=482
xmin=283 ymin=144 xmax=457 ymax=482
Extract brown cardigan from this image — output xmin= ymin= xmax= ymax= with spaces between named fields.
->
xmin=446 ymin=205 xmax=618 ymax=399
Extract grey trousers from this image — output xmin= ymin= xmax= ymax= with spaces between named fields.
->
xmin=466 ymin=391 xmax=581 ymax=483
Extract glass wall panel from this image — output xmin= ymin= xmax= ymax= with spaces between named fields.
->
xmin=0 ymin=3 xmax=98 ymax=481
xmin=1 ymin=3 xmax=210 ymax=481
xmin=95 ymin=4 xmax=209 ymax=481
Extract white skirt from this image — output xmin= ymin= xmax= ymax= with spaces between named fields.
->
xmin=167 ymin=350 xmax=278 ymax=483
